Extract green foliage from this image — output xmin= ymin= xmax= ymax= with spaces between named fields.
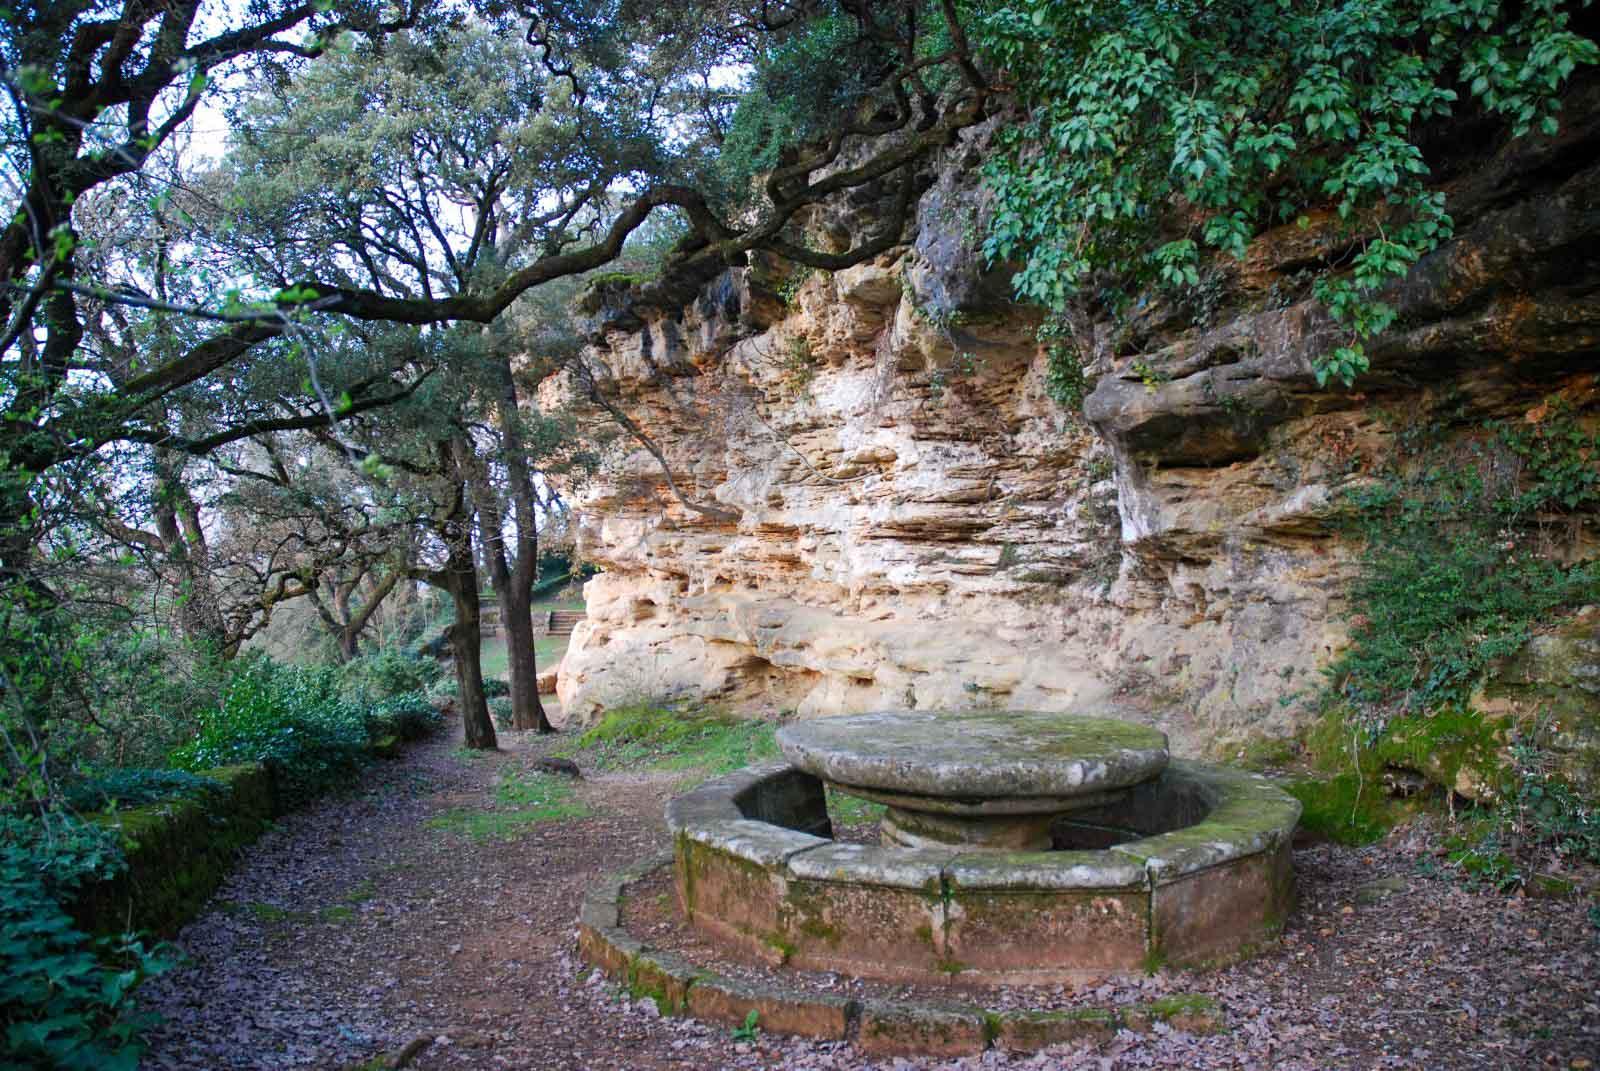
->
xmin=1 ymin=606 xmax=230 ymax=809
xmin=364 ymin=692 xmax=442 ymax=742
xmin=712 ymin=15 xmax=892 ymax=206
xmin=1038 ymin=316 xmax=1089 ymax=410
xmin=1332 ymin=407 xmax=1600 ymax=722
xmin=489 ymin=696 xmax=515 ymax=730
xmin=0 ymin=816 xmax=175 ymax=1070
xmin=169 ymin=658 xmax=371 ymax=805
xmin=341 ymin=648 xmax=443 ymax=703
xmin=574 ymin=702 xmax=780 ymax=777
xmin=481 ymin=677 xmax=512 ymax=699
xmin=975 ymin=0 xmax=1598 ymax=387
xmin=1423 ymin=734 xmax=1600 ymax=891
xmin=63 ymin=770 xmax=225 ymax=813
xmin=731 ymin=1009 xmax=760 ymax=1043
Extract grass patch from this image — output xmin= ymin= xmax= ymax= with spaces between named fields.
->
xmin=572 ymin=702 xmax=780 ymax=778
xmin=442 ymin=599 xmax=582 ymax=683
xmin=427 ymin=772 xmax=590 ymax=841
xmin=478 ymin=640 xmax=510 ymax=682
xmin=231 ymin=898 xmax=366 ymax=925
xmin=341 ymin=879 xmax=377 ymax=904
xmin=827 ymin=788 xmax=886 ymax=827
xmin=477 ymin=634 xmax=569 ymax=683
xmin=242 ymin=901 xmax=294 ymax=923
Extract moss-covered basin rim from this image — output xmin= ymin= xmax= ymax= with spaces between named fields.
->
xmin=776 ymin=710 xmax=1169 ymax=800
xmin=667 ymin=759 xmax=1300 ymax=888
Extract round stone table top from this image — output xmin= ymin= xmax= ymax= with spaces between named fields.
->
xmin=776 ymin=710 xmax=1169 ymax=802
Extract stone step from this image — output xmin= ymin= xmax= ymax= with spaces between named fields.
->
xmin=547 ymin=610 xmax=586 ymax=636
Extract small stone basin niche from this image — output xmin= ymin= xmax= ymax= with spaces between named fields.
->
xmin=665 ymin=711 xmax=1301 ymax=985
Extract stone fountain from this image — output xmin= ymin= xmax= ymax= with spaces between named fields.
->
xmin=578 ymin=709 xmax=1301 ymax=1053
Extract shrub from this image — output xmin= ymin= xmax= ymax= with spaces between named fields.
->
xmin=169 ymin=658 xmax=370 ymax=805
xmin=365 ymin=692 xmax=443 ymax=742
xmin=488 ymin=696 xmax=515 ymax=730
xmin=341 ymin=647 xmax=443 ymax=702
xmin=0 ymin=815 xmax=175 ymax=1070
xmin=481 ymin=677 xmax=511 ymax=699
xmin=1433 ymin=734 xmax=1600 ymax=892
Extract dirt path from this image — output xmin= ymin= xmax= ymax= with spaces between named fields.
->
xmin=139 ymin=730 xmax=1600 ymax=1071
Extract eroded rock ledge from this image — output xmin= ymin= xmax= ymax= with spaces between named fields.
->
xmin=551 ymin=93 xmax=1600 ymax=754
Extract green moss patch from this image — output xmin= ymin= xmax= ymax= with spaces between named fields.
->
xmin=1285 ymin=774 xmax=1400 ymax=846
xmin=1371 ymin=706 xmax=1513 ymax=800
xmin=427 ymin=772 xmax=590 ymax=841
xmin=1229 ymin=735 xmax=1303 ymax=772
xmin=72 ymin=763 xmax=277 ymax=937
xmin=572 ymin=703 xmax=779 ymax=779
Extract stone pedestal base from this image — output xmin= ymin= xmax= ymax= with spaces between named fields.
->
xmin=880 ymin=806 xmax=1058 ymax=851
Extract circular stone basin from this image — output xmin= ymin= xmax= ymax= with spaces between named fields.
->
xmin=777 ymin=711 xmax=1169 ymax=851
xmin=664 ymin=757 xmax=1301 ymax=985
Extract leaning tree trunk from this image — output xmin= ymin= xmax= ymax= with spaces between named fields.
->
xmin=433 ymin=440 xmax=497 ymax=751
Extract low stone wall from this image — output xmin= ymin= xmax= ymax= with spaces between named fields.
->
xmin=71 ymin=763 xmax=278 ymax=937
xmin=577 ymin=855 xmax=1226 ymax=1057
xmin=666 ymin=761 xmax=1300 ymax=983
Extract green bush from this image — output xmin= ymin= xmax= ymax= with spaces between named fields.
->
xmin=365 ymin=692 xmax=443 ymax=742
xmin=488 ymin=696 xmax=515 ymax=730
xmin=0 ymin=815 xmax=175 ymax=1070
xmin=481 ymin=677 xmax=511 ymax=699
xmin=169 ymin=658 xmax=370 ymax=805
xmin=341 ymin=647 xmax=443 ymax=701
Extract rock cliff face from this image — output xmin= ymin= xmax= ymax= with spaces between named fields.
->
xmin=552 ymin=95 xmax=1600 ymax=756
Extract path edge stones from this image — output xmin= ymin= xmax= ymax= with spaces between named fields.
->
xmin=573 ymin=856 xmax=1227 ymax=1057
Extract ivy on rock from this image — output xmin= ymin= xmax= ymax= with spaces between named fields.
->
xmin=975 ymin=0 xmax=1598 ymax=388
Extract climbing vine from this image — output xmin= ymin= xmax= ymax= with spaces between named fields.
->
xmin=975 ymin=0 xmax=1598 ymax=387
xmin=1332 ymin=404 xmax=1600 ymax=723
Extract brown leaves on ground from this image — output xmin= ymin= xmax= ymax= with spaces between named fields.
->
xmin=139 ymin=732 xmax=1599 ymax=1070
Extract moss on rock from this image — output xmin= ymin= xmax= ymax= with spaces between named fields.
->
xmin=1372 ymin=706 xmax=1514 ymax=802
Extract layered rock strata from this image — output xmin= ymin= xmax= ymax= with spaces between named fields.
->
xmin=553 ymin=93 xmax=1600 ymax=754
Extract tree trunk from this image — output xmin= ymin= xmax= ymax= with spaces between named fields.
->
xmin=502 ymin=584 xmax=549 ymax=731
xmin=308 ymin=589 xmax=359 ymax=663
xmin=448 ymin=566 xmax=496 ymax=750
xmin=337 ymin=624 xmax=361 ymax=662
xmin=153 ymin=451 xmax=228 ymax=655
xmin=489 ymin=355 xmax=553 ymax=732
xmin=440 ymin=439 xmax=497 ymax=750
